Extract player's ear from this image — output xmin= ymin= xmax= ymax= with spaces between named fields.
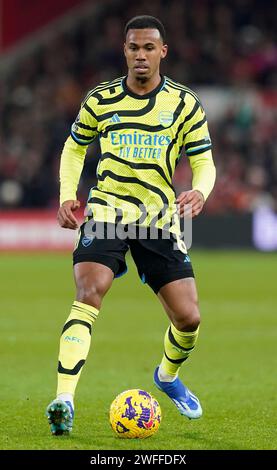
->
xmin=161 ymin=44 xmax=168 ymax=59
xmin=123 ymin=43 xmax=127 ymax=57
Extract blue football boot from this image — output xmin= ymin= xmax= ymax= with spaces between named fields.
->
xmin=154 ymin=367 xmax=202 ymax=419
xmin=46 ymin=399 xmax=74 ymax=435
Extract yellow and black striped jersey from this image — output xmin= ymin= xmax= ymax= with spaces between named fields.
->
xmin=65 ymin=75 xmax=215 ymax=232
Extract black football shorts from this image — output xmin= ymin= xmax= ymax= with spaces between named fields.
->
xmin=73 ymin=221 xmax=194 ymax=294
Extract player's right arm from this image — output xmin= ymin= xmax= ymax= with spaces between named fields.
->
xmin=58 ymin=94 xmax=99 ymax=229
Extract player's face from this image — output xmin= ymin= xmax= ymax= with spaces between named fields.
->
xmin=124 ymin=29 xmax=168 ymax=80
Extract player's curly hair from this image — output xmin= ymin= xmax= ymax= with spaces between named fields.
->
xmin=124 ymin=15 xmax=166 ymax=43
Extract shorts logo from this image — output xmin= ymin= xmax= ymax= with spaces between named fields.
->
xmin=159 ymin=111 xmax=173 ymax=127
xmin=140 ymin=273 xmax=146 ymax=284
xmin=184 ymin=254 xmax=191 ymax=263
xmin=81 ymin=236 xmax=94 ymax=247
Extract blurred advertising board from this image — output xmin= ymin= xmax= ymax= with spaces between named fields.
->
xmin=0 ymin=210 xmax=275 ymax=252
xmin=0 ymin=211 xmax=77 ymax=250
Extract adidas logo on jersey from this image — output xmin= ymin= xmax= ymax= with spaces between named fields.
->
xmin=109 ymin=113 xmax=121 ymax=123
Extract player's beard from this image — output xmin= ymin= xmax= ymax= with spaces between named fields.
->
xmin=136 ymin=76 xmax=148 ymax=84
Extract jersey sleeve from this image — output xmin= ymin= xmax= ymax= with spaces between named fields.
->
xmin=183 ymin=95 xmax=216 ymax=201
xmin=59 ymin=136 xmax=87 ymax=205
xmin=70 ymin=94 xmax=99 ymax=145
xmin=59 ymin=93 xmax=99 ymax=205
xmin=183 ymin=96 xmax=212 ymax=156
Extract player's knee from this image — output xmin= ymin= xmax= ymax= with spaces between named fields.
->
xmin=173 ymin=303 xmax=200 ymax=332
xmin=76 ymin=278 xmax=108 ymax=310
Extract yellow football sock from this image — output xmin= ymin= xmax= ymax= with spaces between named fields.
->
xmin=57 ymin=301 xmax=99 ymax=396
xmin=160 ymin=323 xmax=199 ymax=377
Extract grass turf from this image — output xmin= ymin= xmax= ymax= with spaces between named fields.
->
xmin=1 ymin=250 xmax=276 ymax=450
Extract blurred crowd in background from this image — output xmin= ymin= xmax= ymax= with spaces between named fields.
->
xmin=0 ymin=0 xmax=276 ymax=213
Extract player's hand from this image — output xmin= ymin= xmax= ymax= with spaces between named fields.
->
xmin=176 ymin=190 xmax=205 ymax=218
xmin=57 ymin=200 xmax=80 ymax=229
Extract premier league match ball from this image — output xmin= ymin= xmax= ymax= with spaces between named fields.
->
xmin=109 ymin=389 xmax=162 ymax=439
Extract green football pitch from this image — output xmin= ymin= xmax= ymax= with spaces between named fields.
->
xmin=1 ymin=250 xmax=276 ymax=450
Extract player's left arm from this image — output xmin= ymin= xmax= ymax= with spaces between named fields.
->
xmin=177 ymin=97 xmax=216 ymax=218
